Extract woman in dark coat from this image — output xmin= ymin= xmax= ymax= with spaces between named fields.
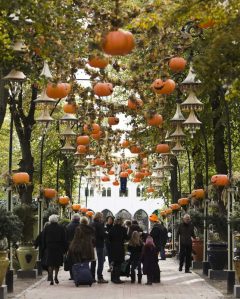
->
xmin=141 ymin=236 xmax=159 ymax=285
xmin=105 ymin=216 xmax=114 ymax=271
xmin=108 ymin=217 xmax=128 ymax=284
xmin=43 ymin=214 xmax=67 ymax=285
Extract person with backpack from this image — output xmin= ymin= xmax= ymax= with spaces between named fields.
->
xmin=127 ymin=231 xmax=143 ymax=283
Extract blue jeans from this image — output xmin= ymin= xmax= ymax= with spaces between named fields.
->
xmin=91 ymin=247 xmax=105 ymax=279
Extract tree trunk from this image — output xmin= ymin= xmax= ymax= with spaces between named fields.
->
xmin=191 ymin=143 xmax=204 ymax=189
xmin=62 ymin=155 xmax=72 ymax=199
xmin=169 ymin=157 xmax=180 ymax=203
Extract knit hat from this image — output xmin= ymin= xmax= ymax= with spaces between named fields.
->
xmin=149 ymin=214 xmax=159 ymax=222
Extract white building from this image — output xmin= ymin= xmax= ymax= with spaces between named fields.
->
xmin=80 ymin=180 xmax=164 ymax=232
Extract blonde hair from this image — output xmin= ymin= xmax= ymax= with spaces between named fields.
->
xmin=80 ymin=216 xmax=89 ymax=225
xmin=129 ymin=231 xmax=142 ymax=247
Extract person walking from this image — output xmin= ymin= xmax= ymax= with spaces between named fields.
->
xmin=150 ymin=214 xmax=164 ymax=255
xmin=127 ymin=231 xmax=143 ymax=283
xmin=66 ymin=213 xmax=80 ymax=279
xmin=90 ymin=212 xmax=108 ymax=283
xmin=176 ymin=214 xmax=196 ymax=273
xmin=109 ymin=217 xmax=129 ymax=284
xmin=43 ymin=214 xmax=67 ymax=285
xmin=141 ymin=236 xmax=159 ymax=285
xmin=105 ymin=215 xmax=114 ymax=272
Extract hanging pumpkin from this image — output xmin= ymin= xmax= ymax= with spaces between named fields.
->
xmin=84 ymin=123 xmax=100 ymax=134
xmin=120 ymin=171 xmax=128 ymax=178
xmin=91 ymin=130 xmax=103 ymax=140
xmin=101 ymin=175 xmax=110 ymax=182
xmin=198 ymin=19 xmax=215 ymax=29
xmin=113 ymin=180 xmax=120 ymax=186
xmin=59 ymin=196 xmax=70 ymax=206
xmin=108 ymin=116 xmax=119 ymax=126
xmin=147 ymin=114 xmax=163 ymax=126
xmin=159 ymin=79 xmax=176 ymax=95
xmin=72 ymin=204 xmax=81 ymax=212
xmin=102 ymin=29 xmax=135 ymax=56
xmin=156 ymin=143 xmax=170 ymax=153
xmin=76 ymin=135 xmax=90 ymax=145
xmin=108 ymin=170 xmax=115 ymax=175
xmin=160 ymin=210 xmax=167 ymax=217
xmin=133 ymin=177 xmax=142 ymax=183
xmin=169 ymin=57 xmax=187 ymax=72
xmin=211 ymin=174 xmax=229 ymax=186
xmin=135 ymin=172 xmax=145 ymax=179
xmin=88 ymin=56 xmax=109 ymax=68
xmin=130 ymin=145 xmax=141 ymax=154
xmin=127 ymin=169 xmax=133 ymax=175
xmin=86 ymin=210 xmax=94 ymax=217
xmin=165 ymin=208 xmax=173 ymax=215
xmin=43 ymin=188 xmax=57 ymax=199
xmin=121 ymin=140 xmax=130 ymax=148
xmin=12 ymin=172 xmax=30 ymax=185
xmin=80 ymin=207 xmax=88 ymax=213
xmin=63 ymin=103 xmax=77 ymax=114
xmin=46 ymin=83 xmax=71 ymax=99
xmin=77 ymin=145 xmax=88 ymax=154
xmin=93 ymin=82 xmax=113 ymax=97
xmin=178 ymin=197 xmax=189 ymax=206
xmin=170 ymin=203 xmax=181 ymax=211
xmin=127 ymin=98 xmax=143 ymax=110
xmin=93 ymin=158 xmax=105 ymax=166
xmin=147 ymin=187 xmax=155 ymax=193
xmin=151 ymin=79 xmax=164 ymax=94
xmin=191 ymin=189 xmax=205 ymax=199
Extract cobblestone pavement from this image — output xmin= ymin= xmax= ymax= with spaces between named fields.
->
xmin=11 ymin=259 xmax=227 ymax=299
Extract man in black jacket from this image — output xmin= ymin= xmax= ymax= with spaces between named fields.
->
xmin=91 ymin=212 xmax=108 ymax=283
xmin=176 ymin=214 xmax=196 ymax=273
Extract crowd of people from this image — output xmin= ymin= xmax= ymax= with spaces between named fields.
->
xmin=35 ymin=212 xmax=195 ymax=286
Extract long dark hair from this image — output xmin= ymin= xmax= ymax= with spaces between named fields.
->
xmin=69 ymin=226 xmax=94 ymax=261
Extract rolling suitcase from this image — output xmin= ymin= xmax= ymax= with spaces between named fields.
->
xmin=72 ymin=262 xmax=93 ymax=287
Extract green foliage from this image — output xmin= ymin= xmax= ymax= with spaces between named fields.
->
xmin=13 ymin=204 xmax=35 ymax=243
xmin=0 ymin=206 xmax=23 ymax=249
xmin=59 ymin=218 xmax=70 ymax=228
xmin=43 ymin=206 xmax=59 ymax=225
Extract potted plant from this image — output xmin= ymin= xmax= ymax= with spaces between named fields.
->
xmin=0 ymin=206 xmax=23 ymax=285
xmin=189 ymin=209 xmax=204 ymax=262
xmin=14 ymin=204 xmax=38 ymax=271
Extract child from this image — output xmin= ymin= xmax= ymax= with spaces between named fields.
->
xmin=127 ymin=231 xmax=143 ymax=283
xmin=141 ymin=235 xmax=159 ymax=285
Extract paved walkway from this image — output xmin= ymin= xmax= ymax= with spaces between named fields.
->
xmin=14 ymin=259 xmax=225 ymax=299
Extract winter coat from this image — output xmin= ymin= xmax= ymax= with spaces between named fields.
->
xmin=176 ymin=222 xmax=196 ymax=245
xmin=66 ymin=220 xmax=80 ymax=245
xmin=141 ymin=244 xmax=158 ymax=275
xmin=43 ymin=222 xmax=67 ymax=267
xmin=79 ymin=223 xmax=95 ymax=246
xmin=150 ymin=223 xmax=168 ymax=251
xmin=128 ymin=224 xmax=143 ymax=239
xmin=128 ymin=243 xmax=143 ymax=262
xmin=109 ymin=224 xmax=129 ymax=263
xmin=91 ymin=220 xmax=106 ymax=248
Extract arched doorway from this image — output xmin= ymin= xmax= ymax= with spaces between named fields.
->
xmin=134 ymin=209 xmax=149 ymax=232
xmin=116 ymin=209 xmax=131 ymax=221
xmin=101 ymin=209 xmax=114 ymax=221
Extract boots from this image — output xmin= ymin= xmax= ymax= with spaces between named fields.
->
xmin=137 ymin=274 xmax=142 ymax=284
xmin=112 ymin=265 xmax=124 ymax=284
xmin=131 ymin=272 xmax=135 ymax=283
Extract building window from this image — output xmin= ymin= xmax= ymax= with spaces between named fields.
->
xmin=107 ymin=187 xmax=111 ymax=197
xmin=119 ymin=188 xmax=128 ymax=197
xmin=85 ymin=187 xmax=89 ymax=197
xmin=141 ymin=187 xmax=145 ymax=196
xmin=102 ymin=187 xmax=106 ymax=197
xmin=136 ymin=187 xmax=141 ymax=197
xmin=90 ymin=187 xmax=94 ymax=197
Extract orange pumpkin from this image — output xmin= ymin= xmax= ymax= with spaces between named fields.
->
xmin=108 ymin=170 xmax=115 ymax=175
xmin=76 ymin=135 xmax=90 ymax=146
xmin=80 ymin=207 xmax=88 ymax=213
xmin=130 ymin=145 xmax=141 ymax=154
xmin=151 ymin=79 xmax=164 ymax=94
xmin=43 ymin=188 xmax=57 ymax=199
xmin=88 ymin=56 xmax=109 ymax=68
xmin=169 ymin=57 xmax=187 ymax=72
xmin=133 ymin=177 xmax=142 ymax=183
xmin=101 ymin=175 xmax=110 ymax=182
xmin=63 ymin=103 xmax=77 ymax=114
xmin=158 ymin=79 xmax=176 ymax=95
xmin=113 ymin=180 xmax=120 ymax=186
xmin=165 ymin=208 xmax=173 ymax=215
xmin=93 ymin=82 xmax=113 ymax=97
xmin=46 ymin=83 xmax=71 ymax=99
xmin=156 ymin=143 xmax=170 ymax=154
xmin=12 ymin=172 xmax=30 ymax=185
xmin=211 ymin=174 xmax=229 ymax=186
xmin=127 ymin=98 xmax=143 ymax=110
xmin=120 ymin=171 xmax=129 ymax=178
xmin=84 ymin=123 xmax=100 ymax=134
xmin=170 ymin=203 xmax=181 ymax=211
xmin=160 ymin=211 xmax=167 ymax=217
xmin=72 ymin=204 xmax=81 ymax=211
xmin=121 ymin=140 xmax=130 ymax=148
xmin=135 ymin=172 xmax=145 ymax=179
xmin=59 ymin=196 xmax=70 ymax=205
xmin=198 ymin=19 xmax=215 ymax=29
xmin=93 ymin=158 xmax=105 ymax=166
xmin=127 ymin=169 xmax=133 ymax=175
xmin=147 ymin=187 xmax=155 ymax=193
xmin=102 ymin=30 xmax=135 ymax=56
xmin=121 ymin=162 xmax=129 ymax=170
xmin=77 ymin=145 xmax=88 ymax=154
xmin=86 ymin=210 xmax=94 ymax=217
xmin=108 ymin=117 xmax=119 ymax=126
xmin=191 ymin=189 xmax=205 ymax=199
xmin=147 ymin=114 xmax=163 ymax=126
xmin=178 ymin=197 xmax=189 ymax=206
xmin=91 ymin=130 xmax=103 ymax=140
